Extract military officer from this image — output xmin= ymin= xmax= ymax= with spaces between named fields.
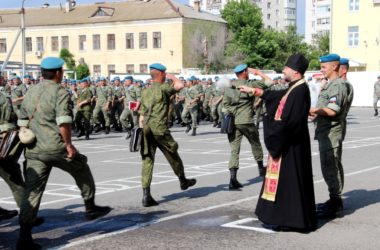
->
xmin=75 ymin=78 xmax=93 ymax=140
xmin=223 ymin=64 xmax=267 ymax=189
xmin=139 ymin=63 xmax=196 ymax=207
xmin=309 ymin=54 xmax=350 ymax=219
xmin=110 ymin=77 xmax=124 ymax=131
xmin=16 ymin=57 xmax=111 ymax=249
xmin=93 ymin=77 xmax=113 ymax=134
xmin=373 ymin=75 xmax=380 ymax=116
xmin=202 ymin=78 xmax=213 ymax=122
xmin=210 ymin=77 xmax=224 ymax=128
xmin=339 ymin=58 xmax=354 ymax=140
xmin=120 ymin=76 xmax=140 ymax=139
xmin=181 ymin=78 xmax=200 ymax=136
xmin=11 ymin=76 xmax=27 ymax=118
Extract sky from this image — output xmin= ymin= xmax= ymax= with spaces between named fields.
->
xmin=0 ymin=0 xmax=188 ymax=9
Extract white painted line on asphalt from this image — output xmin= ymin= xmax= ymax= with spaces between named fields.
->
xmin=48 ymin=164 xmax=380 ymax=249
xmin=221 ymin=218 xmax=275 ymax=233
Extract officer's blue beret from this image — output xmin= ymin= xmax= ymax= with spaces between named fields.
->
xmin=233 ymin=64 xmax=248 ymax=73
xmin=207 ymin=77 xmax=212 ymax=81
xmin=124 ymin=76 xmax=133 ymax=81
xmin=319 ymin=54 xmax=340 ymax=63
xmin=70 ymin=79 xmax=77 ymax=85
xmin=24 ymin=74 xmax=32 ymax=79
xmin=114 ymin=77 xmax=120 ymax=81
xmin=41 ymin=57 xmax=64 ymax=69
xmin=11 ymin=76 xmax=20 ymax=81
xmin=149 ymin=63 xmax=166 ymax=72
xmin=340 ymin=58 xmax=349 ymax=65
xmin=190 ymin=76 xmax=197 ymax=81
xmin=80 ymin=78 xmax=88 ymax=83
xmin=99 ymin=76 xmax=106 ymax=81
xmin=214 ymin=76 xmax=220 ymax=81
xmin=61 ymin=79 xmax=68 ymax=83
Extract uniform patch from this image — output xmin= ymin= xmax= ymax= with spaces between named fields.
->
xmin=329 ymin=96 xmax=337 ymax=103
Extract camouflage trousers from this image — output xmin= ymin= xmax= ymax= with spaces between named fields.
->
xmin=19 ymin=152 xmax=95 ymax=225
xmin=120 ymin=108 xmax=137 ymax=129
xmin=319 ymin=144 xmax=344 ymax=198
xmin=181 ymin=105 xmax=198 ymax=128
xmin=227 ymin=123 xmax=263 ymax=169
xmin=140 ymin=130 xmax=185 ymax=188
xmin=93 ymin=105 xmax=111 ymax=127
xmin=211 ymin=103 xmax=223 ymax=123
xmin=75 ymin=110 xmax=92 ymax=132
xmin=0 ymin=159 xmax=24 ymax=207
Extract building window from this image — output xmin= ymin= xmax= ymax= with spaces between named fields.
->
xmin=93 ymin=34 xmax=101 ymax=50
xmin=139 ymin=32 xmax=147 ymax=49
xmin=126 ymin=64 xmax=134 ymax=74
xmin=276 ymin=9 xmax=279 ymax=16
xmin=26 ymin=37 xmax=32 ymax=52
xmin=267 ymin=13 xmax=271 ymax=20
xmin=349 ymin=0 xmax=359 ymax=11
xmin=79 ymin=35 xmax=86 ymax=51
xmin=36 ymin=37 xmax=44 ymax=51
xmin=317 ymin=18 xmax=330 ymax=25
xmin=93 ymin=65 xmax=101 ymax=77
xmin=62 ymin=36 xmax=69 ymax=49
xmin=108 ymin=64 xmax=115 ymax=75
xmin=126 ymin=33 xmax=134 ymax=49
xmin=153 ymin=32 xmax=161 ymax=49
xmin=51 ymin=36 xmax=59 ymax=52
xmin=0 ymin=39 xmax=6 ymax=53
xmin=348 ymin=26 xmax=359 ymax=47
xmin=267 ymin=2 xmax=271 ymax=9
xmin=140 ymin=64 xmax=148 ymax=73
xmin=107 ymin=34 xmax=115 ymax=50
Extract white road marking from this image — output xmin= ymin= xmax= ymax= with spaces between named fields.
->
xmin=221 ymin=218 xmax=275 ymax=233
xmin=48 ymin=164 xmax=380 ymax=249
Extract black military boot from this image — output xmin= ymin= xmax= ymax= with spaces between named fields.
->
xmin=105 ymin=126 xmax=110 ymax=134
xmin=191 ymin=128 xmax=196 ymax=136
xmin=229 ymin=168 xmax=243 ymax=190
xmin=84 ymin=198 xmax=112 ymax=220
xmin=375 ymin=109 xmax=378 ymax=116
xmin=185 ymin=124 xmax=191 ymax=133
xmin=76 ymin=129 xmax=85 ymax=138
xmin=316 ymin=196 xmax=343 ymax=219
xmin=0 ymin=207 xmax=18 ymax=221
xmin=179 ymin=175 xmax=197 ymax=190
xmin=85 ymin=131 xmax=90 ymax=140
xmin=142 ymin=187 xmax=159 ymax=207
xmin=94 ymin=124 xmax=102 ymax=133
xmin=16 ymin=224 xmax=41 ymax=250
xmin=213 ymin=121 xmax=218 ymax=127
xmin=125 ymin=129 xmax=132 ymax=140
xmin=257 ymin=161 xmax=266 ymax=177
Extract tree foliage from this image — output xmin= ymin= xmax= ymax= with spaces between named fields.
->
xmin=221 ymin=1 xmax=329 ymax=72
xmin=76 ymin=63 xmax=90 ymax=80
xmin=59 ymin=48 xmax=76 ymax=79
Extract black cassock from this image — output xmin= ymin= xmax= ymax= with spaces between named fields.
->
xmin=255 ymin=80 xmax=317 ymax=230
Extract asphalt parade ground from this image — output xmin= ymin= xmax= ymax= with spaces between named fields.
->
xmin=1 ymin=107 xmax=380 ymax=250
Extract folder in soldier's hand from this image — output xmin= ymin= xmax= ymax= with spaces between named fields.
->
xmin=129 ymin=101 xmax=137 ymax=110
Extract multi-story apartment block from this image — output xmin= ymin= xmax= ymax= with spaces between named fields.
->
xmin=304 ymin=0 xmax=331 ymax=44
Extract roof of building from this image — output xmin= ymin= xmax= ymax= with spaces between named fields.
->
xmin=0 ymin=0 xmax=225 ymax=28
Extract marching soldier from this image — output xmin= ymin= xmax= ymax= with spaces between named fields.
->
xmin=11 ymin=76 xmax=27 ymax=118
xmin=373 ymin=75 xmax=380 ymax=116
xmin=93 ymin=77 xmax=113 ymax=134
xmin=75 ymin=78 xmax=93 ymax=140
xmin=110 ymin=77 xmax=124 ymax=131
xmin=181 ymin=78 xmax=200 ymax=136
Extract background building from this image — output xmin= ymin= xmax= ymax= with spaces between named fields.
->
xmin=190 ymin=0 xmax=297 ymax=32
xmin=304 ymin=0 xmax=331 ymax=44
xmin=331 ymin=0 xmax=380 ymax=71
xmin=0 ymin=0 xmax=227 ymax=78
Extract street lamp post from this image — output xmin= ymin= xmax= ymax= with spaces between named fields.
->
xmin=21 ymin=0 xmax=26 ymax=77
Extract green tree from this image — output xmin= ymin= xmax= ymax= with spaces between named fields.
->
xmin=308 ymin=31 xmax=330 ymax=70
xmin=59 ymin=48 xmax=76 ymax=79
xmin=75 ymin=63 xmax=90 ymax=80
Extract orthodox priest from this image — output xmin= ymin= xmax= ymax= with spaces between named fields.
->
xmin=239 ymin=54 xmax=317 ymax=232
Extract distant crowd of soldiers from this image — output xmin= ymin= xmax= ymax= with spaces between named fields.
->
xmin=0 ymin=72 xmax=291 ymax=141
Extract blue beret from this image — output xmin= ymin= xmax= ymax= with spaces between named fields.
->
xmin=233 ymin=64 xmax=248 ymax=73
xmin=99 ymin=77 xmax=106 ymax=81
xmin=11 ymin=76 xmax=20 ymax=81
xmin=61 ymin=79 xmax=68 ymax=83
xmin=340 ymin=58 xmax=349 ymax=65
xmin=202 ymin=78 xmax=206 ymax=81
xmin=149 ymin=63 xmax=166 ymax=72
xmin=190 ymin=76 xmax=197 ymax=81
xmin=214 ymin=76 xmax=220 ymax=81
xmin=70 ymin=79 xmax=76 ymax=83
xmin=114 ymin=77 xmax=120 ymax=81
xmin=24 ymin=74 xmax=32 ymax=79
xmin=41 ymin=57 xmax=64 ymax=69
xmin=186 ymin=78 xmax=192 ymax=81
xmin=124 ymin=76 xmax=133 ymax=81
xmin=319 ymin=54 xmax=340 ymax=63
xmin=207 ymin=77 xmax=212 ymax=81
xmin=80 ymin=78 xmax=88 ymax=83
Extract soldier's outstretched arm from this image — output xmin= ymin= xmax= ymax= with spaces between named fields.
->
xmin=166 ymin=74 xmax=184 ymax=91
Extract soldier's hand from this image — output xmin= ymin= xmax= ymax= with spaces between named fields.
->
xmin=238 ymin=85 xmax=253 ymax=93
xmin=66 ymin=143 xmax=77 ymax=158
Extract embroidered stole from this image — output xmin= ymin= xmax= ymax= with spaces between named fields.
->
xmin=261 ymin=78 xmax=306 ymax=202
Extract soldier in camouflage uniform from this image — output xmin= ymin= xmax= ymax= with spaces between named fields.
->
xmin=373 ymin=75 xmax=380 ymax=116
xmin=139 ymin=63 xmax=196 ymax=207
xmin=210 ymin=78 xmax=224 ymax=128
xmin=93 ymin=77 xmax=113 ymax=134
xmin=223 ymin=65 xmax=267 ymax=189
xmin=110 ymin=77 xmax=124 ymax=131
xmin=0 ymin=73 xmax=24 ymax=222
xmin=75 ymin=79 xmax=93 ymax=140
xmin=120 ymin=76 xmax=141 ymax=139
xmin=181 ymin=78 xmax=200 ymax=136
xmin=339 ymin=58 xmax=354 ymax=140
xmin=16 ymin=57 xmax=111 ymax=249
xmin=309 ymin=54 xmax=350 ymax=219
xmin=203 ymin=78 xmax=213 ymax=122
xmin=11 ymin=76 xmax=28 ymax=118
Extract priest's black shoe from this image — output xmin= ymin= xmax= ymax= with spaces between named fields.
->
xmin=179 ymin=175 xmax=197 ymax=190
xmin=142 ymin=187 xmax=159 ymax=207
xmin=84 ymin=198 xmax=112 ymax=220
xmin=0 ymin=207 xmax=18 ymax=221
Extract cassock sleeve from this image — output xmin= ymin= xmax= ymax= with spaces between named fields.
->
xmin=262 ymin=85 xmax=310 ymax=158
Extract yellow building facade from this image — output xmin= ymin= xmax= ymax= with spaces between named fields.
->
xmin=0 ymin=0 xmax=226 ymax=77
xmin=331 ymin=0 xmax=380 ymax=71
